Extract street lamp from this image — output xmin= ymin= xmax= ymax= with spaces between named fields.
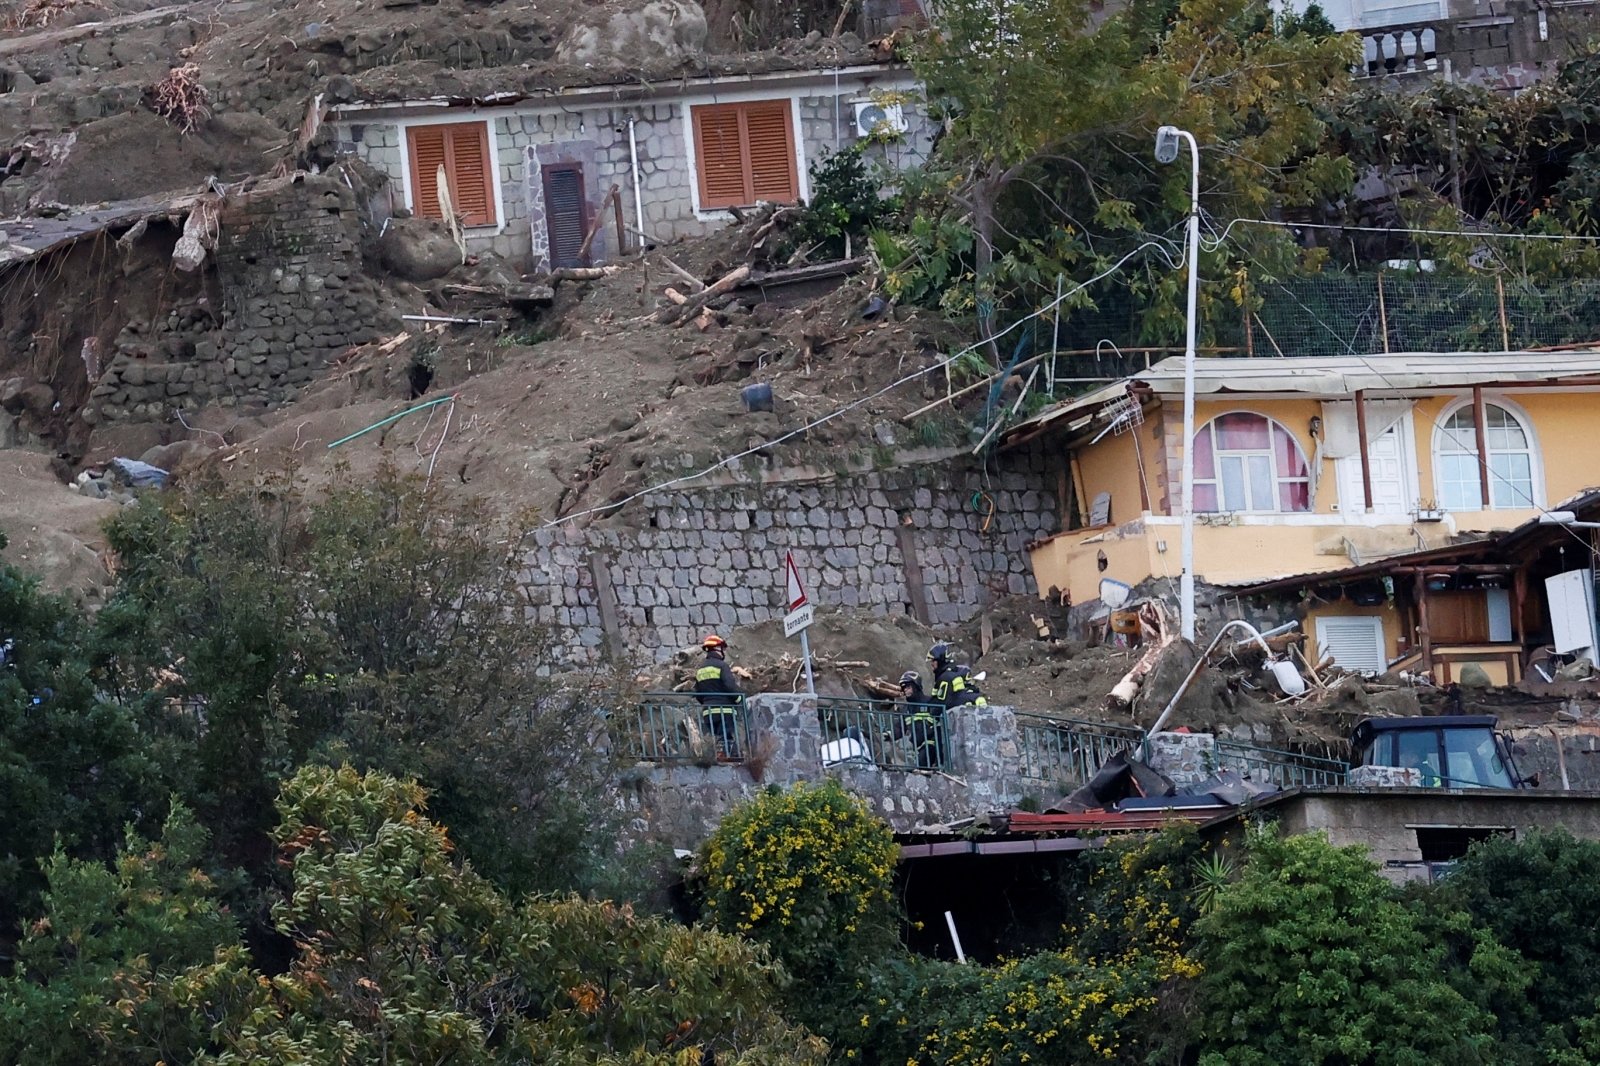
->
xmin=1155 ymin=124 xmax=1201 ymax=641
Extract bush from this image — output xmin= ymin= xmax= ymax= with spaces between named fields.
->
xmin=1194 ymin=826 xmax=1499 ymax=1066
xmin=793 ymin=145 xmax=896 ymax=260
xmin=698 ymin=780 xmax=898 ymax=980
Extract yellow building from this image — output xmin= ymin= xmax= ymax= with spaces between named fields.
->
xmin=1003 ymin=352 xmax=1600 ymax=681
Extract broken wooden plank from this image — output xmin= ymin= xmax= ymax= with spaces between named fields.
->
xmin=658 ymin=265 xmax=751 ymax=325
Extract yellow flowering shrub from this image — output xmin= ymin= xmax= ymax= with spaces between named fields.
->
xmin=698 ymin=781 xmax=898 ymax=977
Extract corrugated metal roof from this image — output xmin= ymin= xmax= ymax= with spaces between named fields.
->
xmin=1003 ymin=350 xmax=1600 ymax=446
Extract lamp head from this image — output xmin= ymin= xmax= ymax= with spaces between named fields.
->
xmin=1154 ymin=125 xmax=1183 ymax=165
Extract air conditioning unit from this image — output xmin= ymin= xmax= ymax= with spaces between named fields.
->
xmin=852 ymin=99 xmax=908 ymax=138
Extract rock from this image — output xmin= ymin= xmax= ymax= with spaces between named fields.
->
xmin=377 ymin=217 xmax=463 ymax=282
xmin=140 ymin=440 xmax=212 ymax=471
xmin=80 ymin=478 xmax=109 ymax=500
xmin=556 ymin=0 xmax=708 ymax=67
xmin=1458 ymin=662 xmax=1495 ymax=688
xmin=0 ymin=378 xmax=54 ymax=417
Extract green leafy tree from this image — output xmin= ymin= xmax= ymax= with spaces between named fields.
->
xmin=899 ymin=0 xmax=1357 ymax=350
xmin=1194 ymin=826 xmax=1499 ymax=1065
xmin=0 ymin=531 xmax=176 ymax=930
xmin=95 ymin=465 xmax=611 ymax=896
xmin=1437 ymin=829 xmax=1600 ymax=1057
xmin=0 ymin=802 xmax=243 ymax=1066
xmin=3 ymin=765 xmax=826 ymax=1065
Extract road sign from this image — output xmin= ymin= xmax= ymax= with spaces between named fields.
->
xmin=782 ymin=551 xmax=816 ymax=695
xmin=785 ymin=551 xmax=808 ymax=611
xmin=783 ymin=603 xmax=815 ymax=638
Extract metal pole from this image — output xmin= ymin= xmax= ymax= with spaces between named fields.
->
xmin=1179 ymin=130 xmax=1201 ymax=642
xmin=944 ymin=910 xmax=967 ymax=964
xmin=798 ymin=628 xmax=816 ymax=696
xmin=627 ymin=117 xmax=647 ymax=245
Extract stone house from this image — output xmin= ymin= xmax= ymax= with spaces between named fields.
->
xmin=326 ymin=60 xmax=933 ymax=271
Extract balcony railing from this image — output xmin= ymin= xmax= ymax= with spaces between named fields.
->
xmin=1360 ymin=24 xmax=1440 ymax=76
xmin=611 ymin=693 xmax=749 ymax=764
xmin=816 ymin=697 xmax=949 ymax=773
xmin=1212 ymin=739 xmax=1349 ymax=788
xmin=1015 ymin=713 xmax=1143 ymax=788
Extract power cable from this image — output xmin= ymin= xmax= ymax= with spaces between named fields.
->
xmin=533 ymin=239 xmax=1181 ymax=533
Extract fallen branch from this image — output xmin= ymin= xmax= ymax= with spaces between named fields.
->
xmin=577 ymin=184 xmax=621 ymax=261
xmin=656 ymin=255 xmax=705 ymax=292
xmin=657 ymin=265 xmax=750 ymax=325
xmin=550 ymin=265 xmax=623 ymax=282
xmin=663 ymin=287 xmax=689 ymax=306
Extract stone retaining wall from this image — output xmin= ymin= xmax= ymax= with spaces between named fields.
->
xmin=523 ymin=447 xmax=1060 ymax=663
xmin=614 ymin=693 xmax=1029 ymax=846
xmin=85 ymin=172 xmax=396 ymax=424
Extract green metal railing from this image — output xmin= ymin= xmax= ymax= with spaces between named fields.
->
xmin=816 ymin=697 xmax=949 ymax=773
xmin=613 ymin=693 xmax=749 ymax=764
xmin=1015 ymin=714 xmax=1143 ymax=787
xmin=1212 ymin=739 xmax=1348 ymax=788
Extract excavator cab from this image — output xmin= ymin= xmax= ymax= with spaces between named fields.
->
xmin=1351 ymin=716 xmax=1528 ymax=789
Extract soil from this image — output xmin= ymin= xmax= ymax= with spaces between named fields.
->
xmin=0 ymin=448 xmax=117 ymax=600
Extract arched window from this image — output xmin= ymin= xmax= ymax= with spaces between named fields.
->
xmin=1434 ymin=401 xmax=1538 ymax=510
xmin=1193 ymin=413 xmax=1311 ymax=513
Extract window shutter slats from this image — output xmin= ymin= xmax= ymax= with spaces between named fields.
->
xmin=407 ymin=122 xmax=496 ymax=227
xmin=692 ymin=101 xmax=799 ymax=210
xmin=409 ymin=126 xmax=447 ymax=222
xmin=543 ymin=165 xmax=588 ymax=268
xmin=744 ymin=103 xmax=798 ymax=203
xmin=695 ymin=104 xmax=749 ymax=209
xmin=447 ymin=123 xmax=495 ymax=227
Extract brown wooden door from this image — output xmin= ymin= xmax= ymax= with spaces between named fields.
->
xmin=542 ymin=162 xmax=589 ymax=268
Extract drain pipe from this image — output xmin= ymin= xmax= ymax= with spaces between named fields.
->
xmin=627 ymin=116 xmax=646 ymax=249
xmin=1141 ymin=620 xmax=1302 ymax=757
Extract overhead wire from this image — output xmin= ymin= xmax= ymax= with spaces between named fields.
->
xmin=533 ymin=237 xmax=1184 ymax=533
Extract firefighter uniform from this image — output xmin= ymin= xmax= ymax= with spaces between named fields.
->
xmin=694 ymin=643 xmax=743 ymax=758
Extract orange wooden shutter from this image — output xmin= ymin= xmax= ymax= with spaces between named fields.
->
xmin=408 ymin=125 xmax=447 ymax=221
xmin=694 ymin=104 xmax=750 ymax=210
xmin=446 ymin=123 xmax=495 ymax=227
xmin=743 ymin=101 xmax=798 ymax=204
xmin=406 ymin=122 xmax=495 ymax=227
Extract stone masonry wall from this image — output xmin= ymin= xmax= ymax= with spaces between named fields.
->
xmin=333 ymin=73 xmax=933 ymax=269
xmin=86 ymin=172 xmax=395 ymax=424
xmin=614 ymin=694 xmax=1028 ymax=846
xmin=522 ymin=447 xmax=1060 ymax=665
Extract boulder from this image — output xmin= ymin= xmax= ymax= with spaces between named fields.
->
xmin=377 ymin=217 xmax=463 ymax=282
xmin=556 ymin=0 xmax=708 ymax=67
xmin=0 ymin=377 xmax=54 ymax=416
xmin=140 ymin=439 xmax=213 ymax=472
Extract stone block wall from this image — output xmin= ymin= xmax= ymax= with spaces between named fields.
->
xmin=86 ymin=172 xmax=396 ymax=423
xmin=614 ymin=694 xmax=1028 ymax=846
xmin=332 ymin=72 xmax=933 ymax=270
xmin=521 ymin=448 xmax=1060 ymax=664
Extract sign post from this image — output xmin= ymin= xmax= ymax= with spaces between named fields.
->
xmin=783 ymin=552 xmax=816 ymax=696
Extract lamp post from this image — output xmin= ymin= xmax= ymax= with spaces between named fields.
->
xmin=1155 ymin=124 xmax=1201 ymax=642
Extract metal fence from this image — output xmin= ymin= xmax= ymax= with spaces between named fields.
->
xmin=816 ymin=697 xmax=947 ymax=772
xmin=1211 ymin=739 xmax=1349 ymax=789
xmin=1015 ymin=713 xmax=1143 ymax=788
xmin=611 ymin=693 xmax=749 ymax=764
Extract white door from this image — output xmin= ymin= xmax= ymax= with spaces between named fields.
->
xmin=1336 ymin=420 xmax=1415 ymax=515
xmin=1546 ymin=569 xmax=1599 ymax=656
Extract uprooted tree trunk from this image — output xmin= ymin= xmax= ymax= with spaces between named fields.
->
xmin=1105 ymin=601 xmax=1177 ymax=713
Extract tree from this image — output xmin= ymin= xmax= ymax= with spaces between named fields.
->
xmin=0 ymin=531 xmax=176 ymax=933
xmin=1437 ymin=830 xmax=1600 ymax=1057
xmin=0 ymin=802 xmax=244 ymax=1066
xmin=1194 ymin=826 xmax=1499 ymax=1066
xmin=94 ymin=465 xmax=613 ymax=896
xmin=898 ymin=0 xmax=1357 ymax=352
xmin=2 ymin=765 xmax=827 ymax=1065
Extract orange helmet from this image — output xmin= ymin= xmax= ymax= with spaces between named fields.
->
xmin=702 ymin=634 xmax=728 ymax=650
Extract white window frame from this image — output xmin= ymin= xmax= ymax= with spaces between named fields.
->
xmin=1192 ymin=411 xmax=1312 ymax=515
xmin=1316 ymin=615 xmax=1387 ymax=675
xmin=395 ymin=114 xmax=507 ymax=234
xmin=681 ymin=90 xmax=810 ymax=221
xmin=1431 ymin=397 xmax=1543 ymax=511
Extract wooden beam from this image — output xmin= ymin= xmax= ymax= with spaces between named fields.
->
xmin=1355 ymin=389 xmax=1374 ymax=513
xmin=1389 ymin=564 xmax=1517 ymax=575
xmin=1415 ymin=571 xmax=1433 ymax=670
xmin=1513 ymin=566 xmax=1529 ymax=650
xmin=1473 ymin=386 xmax=1492 ymax=508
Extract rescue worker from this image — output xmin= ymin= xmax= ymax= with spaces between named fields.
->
xmin=899 ymin=669 xmax=947 ymax=771
xmin=927 ymin=642 xmax=987 ymax=712
xmin=694 ymin=634 xmax=743 ymax=758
